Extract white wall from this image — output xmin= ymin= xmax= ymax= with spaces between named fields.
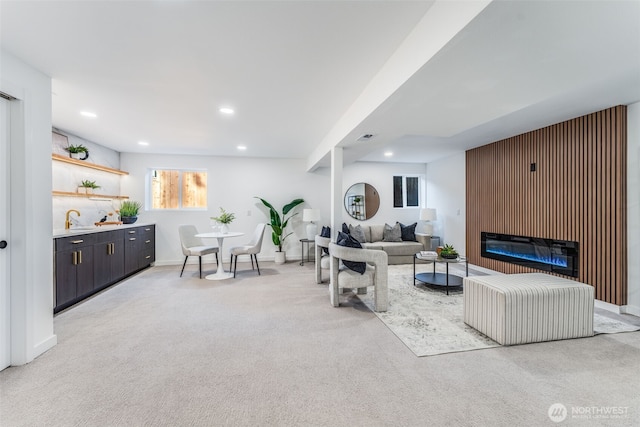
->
xmin=118 ymin=155 xmax=429 ymax=264
xmin=425 ymin=152 xmax=466 ymax=253
xmin=120 ymin=153 xmax=330 ymax=264
xmin=342 ymin=161 xmax=428 ymax=227
xmin=1 ymin=50 xmax=56 ymax=364
xmin=627 ymin=101 xmax=640 ymax=316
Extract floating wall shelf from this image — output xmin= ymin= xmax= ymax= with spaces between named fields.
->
xmin=51 ymin=191 xmax=129 ymax=200
xmin=52 ymin=154 xmax=129 ymax=175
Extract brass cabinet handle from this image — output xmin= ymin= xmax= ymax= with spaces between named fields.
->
xmin=72 ymin=251 xmax=78 ymax=265
xmin=145 ymin=240 xmax=151 ymax=243
xmin=128 ymin=231 xmax=136 ymax=234
xmin=129 ymin=238 xmax=136 ymax=241
xmin=145 ymin=228 xmax=150 ymax=231
xmin=71 ymin=239 xmax=84 ymax=244
xmin=78 ymin=250 xmax=82 ymax=264
xmin=111 ymin=243 xmax=115 ymax=254
xmin=145 ymin=255 xmax=151 ymax=259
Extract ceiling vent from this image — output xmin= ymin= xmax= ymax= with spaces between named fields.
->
xmin=356 ymin=133 xmax=376 ymax=142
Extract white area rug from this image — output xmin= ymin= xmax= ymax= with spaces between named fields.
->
xmin=357 ymin=264 xmax=640 ymax=357
xmin=593 ymin=313 xmax=640 ymax=334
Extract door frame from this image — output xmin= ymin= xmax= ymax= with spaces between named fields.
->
xmin=0 ymin=96 xmax=11 ymax=370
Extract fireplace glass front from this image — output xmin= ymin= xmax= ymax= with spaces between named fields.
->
xmin=481 ymin=232 xmax=578 ymax=277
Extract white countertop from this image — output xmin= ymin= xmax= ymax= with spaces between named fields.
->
xmin=53 ymin=222 xmax=155 ymax=238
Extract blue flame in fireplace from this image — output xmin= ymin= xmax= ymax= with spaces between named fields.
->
xmin=486 ymin=247 xmax=568 ymax=268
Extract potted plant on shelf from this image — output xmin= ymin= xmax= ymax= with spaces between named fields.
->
xmin=439 ymin=244 xmax=459 ymax=259
xmin=119 ymin=200 xmax=142 ymax=224
xmin=65 ymin=144 xmax=89 ymax=160
xmin=210 ymin=207 xmax=235 ymax=234
xmin=78 ymin=179 xmax=100 ymax=194
xmin=255 ymin=197 xmax=304 ymax=264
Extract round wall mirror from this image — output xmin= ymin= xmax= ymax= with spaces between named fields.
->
xmin=344 ymin=183 xmax=380 ymax=221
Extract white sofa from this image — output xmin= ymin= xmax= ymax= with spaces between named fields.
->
xmin=349 ymin=224 xmax=431 ymax=265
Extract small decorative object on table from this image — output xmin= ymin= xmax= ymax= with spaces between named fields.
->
xmin=420 ymin=250 xmax=438 ymax=260
xmin=119 ymin=200 xmax=142 ymax=224
xmin=439 ymin=244 xmax=459 ymax=259
xmin=211 ymin=207 xmax=235 ymax=233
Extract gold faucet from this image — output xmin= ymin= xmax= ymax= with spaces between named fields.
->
xmin=65 ymin=209 xmax=80 ymax=229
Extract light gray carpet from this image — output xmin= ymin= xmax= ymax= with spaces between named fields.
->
xmin=358 ymin=264 xmax=640 ymax=356
xmin=2 ymin=261 xmax=640 ymax=427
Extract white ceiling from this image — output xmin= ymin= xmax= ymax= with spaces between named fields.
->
xmin=2 ymin=0 xmax=639 ymax=169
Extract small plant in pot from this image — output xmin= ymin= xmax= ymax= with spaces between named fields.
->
xmin=439 ymin=244 xmax=459 ymax=259
xmin=255 ymin=197 xmax=304 ymax=264
xmin=119 ymin=200 xmax=142 ymax=224
xmin=65 ymin=144 xmax=89 ymax=160
xmin=78 ymin=179 xmax=100 ymax=194
xmin=210 ymin=207 xmax=235 ymax=233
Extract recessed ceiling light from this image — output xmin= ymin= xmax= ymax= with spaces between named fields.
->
xmin=384 ymin=151 xmax=393 ymax=157
xmin=80 ymin=111 xmax=97 ymax=118
xmin=138 ymin=141 xmax=149 ymax=146
xmin=237 ymin=145 xmax=247 ymax=151
xmin=219 ymin=107 xmax=235 ymax=115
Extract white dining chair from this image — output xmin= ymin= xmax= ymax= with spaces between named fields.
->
xmin=229 ymin=223 xmax=266 ymax=278
xmin=178 ymin=225 xmax=219 ymax=279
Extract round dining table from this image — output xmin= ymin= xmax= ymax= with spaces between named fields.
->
xmin=195 ymin=231 xmax=244 ymax=280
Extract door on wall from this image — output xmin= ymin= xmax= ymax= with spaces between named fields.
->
xmin=0 ymin=97 xmax=10 ymax=370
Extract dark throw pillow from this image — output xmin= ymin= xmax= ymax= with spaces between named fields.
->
xmin=398 ymin=222 xmax=417 ymax=242
xmin=320 ymin=226 xmax=331 ymax=254
xmin=382 ymin=223 xmax=402 ymax=242
xmin=336 ymin=231 xmax=366 ymax=275
xmin=342 ymin=223 xmax=350 ymax=234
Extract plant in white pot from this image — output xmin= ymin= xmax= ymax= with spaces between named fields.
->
xmin=210 ymin=207 xmax=235 ymax=234
xmin=255 ymin=197 xmax=304 ymax=264
xmin=65 ymin=144 xmax=89 ymax=160
xmin=78 ymin=179 xmax=100 ymax=194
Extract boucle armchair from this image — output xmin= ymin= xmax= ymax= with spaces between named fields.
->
xmin=328 ymin=242 xmax=388 ymax=312
xmin=315 ymin=235 xmax=331 ymax=284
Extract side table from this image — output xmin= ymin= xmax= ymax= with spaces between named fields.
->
xmin=300 ymin=238 xmax=313 ymax=266
xmin=413 ymin=253 xmax=468 ymax=295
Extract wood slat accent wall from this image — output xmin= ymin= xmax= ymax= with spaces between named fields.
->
xmin=466 ymin=106 xmax=627 ymax=305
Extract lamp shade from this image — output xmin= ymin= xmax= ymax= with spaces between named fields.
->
xmin=303 ymin=209 xmax=321 ymax=222
xmin=420 ymin=208 xmax=437 ymax=221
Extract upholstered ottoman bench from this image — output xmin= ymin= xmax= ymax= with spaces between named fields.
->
xmin=463 ymin=273 xmax=594 ymax=345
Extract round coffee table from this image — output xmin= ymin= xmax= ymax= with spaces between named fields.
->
xmin=413 ymin=253 xmax=468 ymax=295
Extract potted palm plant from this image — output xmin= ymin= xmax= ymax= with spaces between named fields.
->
xmin=255 ymin=197 xmax=304 ymax=264
xmin=119 ymin=200 xmax=142 ymax=224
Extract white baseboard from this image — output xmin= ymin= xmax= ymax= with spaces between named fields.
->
xmin=621 ymin=304 xmax=640 ymax=317
xmin=594 ymin=299 xmax=624 ymax=314
xmin=153 ymin=255 xmax=309 ymax=267
xmin=29 ymin=334 xmax=57 ymax=364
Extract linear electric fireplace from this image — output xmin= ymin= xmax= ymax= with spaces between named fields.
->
xmin=481 ymin=232 xmax=579 ymax=277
